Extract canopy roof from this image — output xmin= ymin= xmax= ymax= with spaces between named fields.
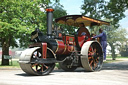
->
xmin=55 ymin=15 xmax=110 ymax=27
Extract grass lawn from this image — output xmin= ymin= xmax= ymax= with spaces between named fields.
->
xmin=107 ymin=56 xmax=128 ymax=59
xmin=104 ymin=59 xmax=121 ymax=63
xmin=105 ymin=56 xmax=128 ymax=63
xmin=0 ymin=59 xmax=20 ymax=68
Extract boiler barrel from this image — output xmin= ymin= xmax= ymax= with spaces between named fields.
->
xmin=48 ymin=39 xmax=74 ymax=55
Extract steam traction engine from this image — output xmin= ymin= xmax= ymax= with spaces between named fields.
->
xmin=19 ymin=8 xmax=109 ymax=75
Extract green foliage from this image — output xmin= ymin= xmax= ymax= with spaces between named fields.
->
xmin=0 ymin=0 xmax=50 ymax=48
xmin=0 ymin=0 xmax=67 ymax=65
xmin=81 ymin=0 xmax=128 ymax=27
xmin=82 ymin=0 xmax=106 ymax=19
xmin=53 ymin=5 xmax=67 ymax=19
xmin=0 ymin=0 xmax=51 ymax=65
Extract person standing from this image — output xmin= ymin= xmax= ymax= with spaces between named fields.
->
xmin=92 ymin=28 xmax=107 ymax=61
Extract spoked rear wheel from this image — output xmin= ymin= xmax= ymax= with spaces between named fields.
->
xmin=81 ymin=41 xmax=103 ymax=71
xmin=19 ymin=47 xmax=55 ymax=75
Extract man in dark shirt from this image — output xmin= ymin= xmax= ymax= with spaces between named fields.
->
xmin=92 ymin=28 xmax=107 ymax=61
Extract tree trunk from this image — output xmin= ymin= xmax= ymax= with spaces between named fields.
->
xmin=111 ymin=47 xmax=116 ymax=60
xmin=109 ymin=43 xmax=116 ymax=60
xmin=1 ymin=40 xmax=10 ymax=65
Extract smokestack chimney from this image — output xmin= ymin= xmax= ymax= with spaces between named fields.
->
xmin=46 ymin=8 xmax=54 ymax=38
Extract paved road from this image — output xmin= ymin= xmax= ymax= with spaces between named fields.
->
xmin=0 ymin=60 xmax=128 ymax=85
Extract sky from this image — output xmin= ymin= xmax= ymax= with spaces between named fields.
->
xmin=59 ymin=0 xmax=128 ymax=32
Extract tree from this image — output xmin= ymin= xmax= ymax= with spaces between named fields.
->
xmin=81 ymin=0 xmax=128 ymax=59
xmin=81 ymin=0 xmax=128 ymax=27
xmin=53 ymin=5 xmax=67 ymax=19
xmin=106 ymin=26 xmax=128 ymax=60
xmin=0 ymin=0 xmax=50 ymax=65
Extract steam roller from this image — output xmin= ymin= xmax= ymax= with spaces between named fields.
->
xmin=19 ymin=7 xmax=109 ymax=76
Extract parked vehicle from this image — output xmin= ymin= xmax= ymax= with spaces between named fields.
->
xmin=19 ymin=8 xmax=109 ymax=75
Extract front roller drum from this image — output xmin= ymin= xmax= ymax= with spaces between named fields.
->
xmin=19 ymin=47 xmax=55 ymax=75
xmin=81 ymin=41 xmax=103 ymax=71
